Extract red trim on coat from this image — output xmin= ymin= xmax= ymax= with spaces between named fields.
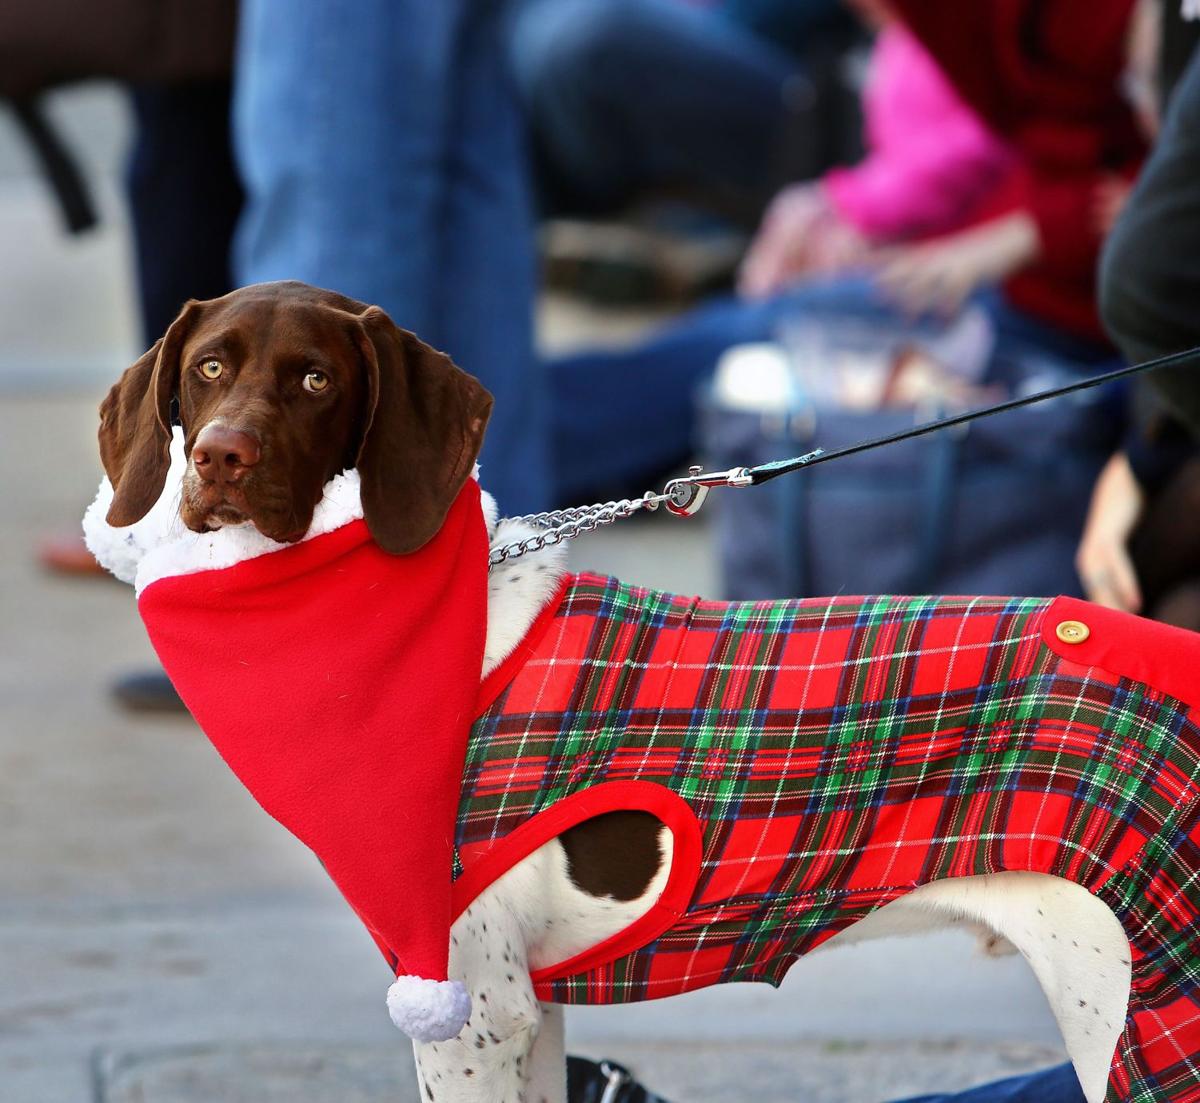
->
xmin=1042 ymin=596 xmax=1200 ymax=711
xmin=476 ymin=576 xmax=572 ymax=714
xmin=449 ymin=780 xmax=703 ymax=988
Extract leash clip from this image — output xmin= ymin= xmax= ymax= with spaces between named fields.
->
xmin=663 ymin=464 xmax=753 ymax=517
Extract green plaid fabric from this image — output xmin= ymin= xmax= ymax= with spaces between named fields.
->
xmin=457 ymin=574 xmax=1200 ymax=1102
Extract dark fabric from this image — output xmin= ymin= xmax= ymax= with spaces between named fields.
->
xmin=894 ymin=1063 xmax=1083 ymax=1103
xmin=1160 ymin=0 xmax=1200 ymax=103
xmin=721 ymin=0 xmax=853 ymax=56
xmin=510 ymin=0 xmax=859 ymax=221
xmin=1130 ymin=457 xmax=1200 ymax=628
xmin=1100 ymin=39 xmax=1200 ymax=434
xmin=0 ymin=0 xmax=235 ymax=98
xmin=9 ymin=97 xmax=97 ymax=233
xmin=127 ymin=82 xmax=243 ymax=344
xmin=1124 ymin=416 xmax=1197 ymax=494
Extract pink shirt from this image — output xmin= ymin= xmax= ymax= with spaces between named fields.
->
xmin=823 ymin=27 xmax=1015 ymax=242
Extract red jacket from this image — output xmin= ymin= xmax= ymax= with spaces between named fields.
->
xmin=892 ymin=0 xmax=1145 ymax=340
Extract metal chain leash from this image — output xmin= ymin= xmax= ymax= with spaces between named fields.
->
xmin=488 ymin=491 xmax=667 ymax=568
xmin=487 ymin=464 xmax=755 ymax=570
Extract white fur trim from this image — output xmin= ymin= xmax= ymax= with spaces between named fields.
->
xmin=386 ymin=976 xmax=471 ymax=1043
xmin=81 ymin=435 xmax=552 ymax=624
xmin=81 ymin=428 xmax=435 ymax=596
xmin=82 ymin=429 xmax=190 ymax=585
xmin=125 ymin=465 xmax=365 ymax=596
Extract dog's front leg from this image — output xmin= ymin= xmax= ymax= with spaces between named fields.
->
xmin=413 ymin=896 xmax=544 ymax=1103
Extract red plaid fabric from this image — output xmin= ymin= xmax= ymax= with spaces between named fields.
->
xmin=455 ymin=574 xmax=1200 ymax=1103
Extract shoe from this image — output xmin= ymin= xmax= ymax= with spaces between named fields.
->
xmin=566 ymin=1056 xmax=672 ymax=1103
xmin=38 ymin=533 xmax=109 ymax=578
xmin=111 ymin=670 xmax=188 ymax=714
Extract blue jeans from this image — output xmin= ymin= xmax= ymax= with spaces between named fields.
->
xmin=894 ymin=1063 xmax=1084 ymax=1103
xmin=234 ymin=0 xmax=548 ymax=514
xmin=508 ymin=0 xmax=847 ymax=215
xmin=549 ymin=276 xmax=1115 ymax=501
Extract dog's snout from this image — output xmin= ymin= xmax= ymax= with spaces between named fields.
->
xmin=193 ymin=424 xmax=261 ymax=483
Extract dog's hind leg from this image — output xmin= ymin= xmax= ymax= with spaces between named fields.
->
xmin=849 ymin=873 xmax=1130 ymax=1103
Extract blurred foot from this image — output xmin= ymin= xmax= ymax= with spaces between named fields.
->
xmin=38 ymin=533 xmax=109 ymax=578
xmin=567 ymin=1056 xmax=672 ymax=1103
xmin=112 ymin=670 xmax=187 ymax=714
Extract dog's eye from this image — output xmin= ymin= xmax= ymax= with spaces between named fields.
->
xmin=199 ymin=360 xmax=223 ymax=381
xmin=303 ymin=371 xmax=330 ymax=394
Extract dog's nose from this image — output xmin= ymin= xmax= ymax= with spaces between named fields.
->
xmin=193 ymin=424 xmax=261 ymax=484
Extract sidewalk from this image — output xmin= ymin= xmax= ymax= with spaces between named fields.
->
xmin=1 ymin=86 xmax=1065 ymax=1102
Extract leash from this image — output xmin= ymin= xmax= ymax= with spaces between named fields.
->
xmin=489 ymin=343 xmax=1200 ymax=568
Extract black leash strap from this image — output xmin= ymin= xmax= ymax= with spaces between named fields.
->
xmin=746 ymin=343 xmax=1200 ymax=485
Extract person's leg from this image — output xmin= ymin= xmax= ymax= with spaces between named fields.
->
xmin=508 ymin=0 xmax=811 ymax=215
xmin=436 ymin=3 xmax=549 ymax=514
xmin=1099 ymin=44 xmax=1200 ymax=430
xmin=234 ymin=0 xmax=458 ymax=336
xmin=892 ymin=1063 xmax=1084 ymax=1103
xmin=127 ymin=81 xmax=243 ymax=344
xmin=234 ymin=0 xmax=546 ymax=513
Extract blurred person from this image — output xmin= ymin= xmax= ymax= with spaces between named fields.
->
xmin=1076 ymin=3 xmax=1200 ymax=626
xmin=234 ymin=0 xmax=548 ymax=516
xmin=509 ymin=0 xmax=860 ymax=221
xmin=102 ymin=80 xmax=245 ymax=711
xmin=4 ymin=0 xmax=240 ymax=581
xmin=545 ymin=0 xmax=1136 ymax=502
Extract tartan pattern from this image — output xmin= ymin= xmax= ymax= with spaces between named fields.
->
xmin=457 ymin=573 xmax=1200 ymax=1102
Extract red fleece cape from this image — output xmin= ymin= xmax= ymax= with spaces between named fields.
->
xmin=137 ymin=483 xmax=488 ymax=992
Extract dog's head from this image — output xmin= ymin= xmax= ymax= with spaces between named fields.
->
xmin=98 ymin=281 xmax=493 ymax=554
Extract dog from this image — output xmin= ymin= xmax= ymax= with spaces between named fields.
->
xmin=86 ymin=282 xmax=1200 ymax=1103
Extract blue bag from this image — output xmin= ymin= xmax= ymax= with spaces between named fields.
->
xmin=701 ymin=352 xmax=1123 ymax=602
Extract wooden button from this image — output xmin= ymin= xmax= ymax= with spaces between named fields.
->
xmin=1055 ymin=619 xmax=1090 ymax=644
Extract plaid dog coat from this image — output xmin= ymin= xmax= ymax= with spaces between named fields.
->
xmin=455 ymin=573 xmax=1200 ymax=1103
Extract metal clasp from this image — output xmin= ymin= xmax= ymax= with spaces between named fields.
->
xmin=662 ymin=464 xmax=753 ymax=517
xmin=598 ymin=1059 xmax=633 ymax=1103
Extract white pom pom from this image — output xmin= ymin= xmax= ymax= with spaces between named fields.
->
xmin=386 ymin=976 xmax=471 ymax=1043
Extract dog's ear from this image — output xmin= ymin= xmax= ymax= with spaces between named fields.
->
xmin=99 ymin=301 xmax=199 ymax=526
xmin=354 ymin=306 xmax=493 ymax=555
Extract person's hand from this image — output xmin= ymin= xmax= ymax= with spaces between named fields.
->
xmin=874 ymin=212 xmax=1041 ymax=316
xmin=1075 ymin=451 xmax=1145 ymax=613
xmin=738 ymin=184 xmax=868 ymax=299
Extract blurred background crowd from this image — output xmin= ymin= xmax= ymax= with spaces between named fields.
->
xmin=4 ymin=0 xmax=1200 ymax=1100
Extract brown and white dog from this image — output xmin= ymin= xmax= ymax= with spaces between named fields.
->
xmin=89 ymin=283 xmax=1134 ymax=1103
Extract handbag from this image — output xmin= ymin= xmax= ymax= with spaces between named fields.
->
xmin=701 ymin=343 xmax=1124 ymax=601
